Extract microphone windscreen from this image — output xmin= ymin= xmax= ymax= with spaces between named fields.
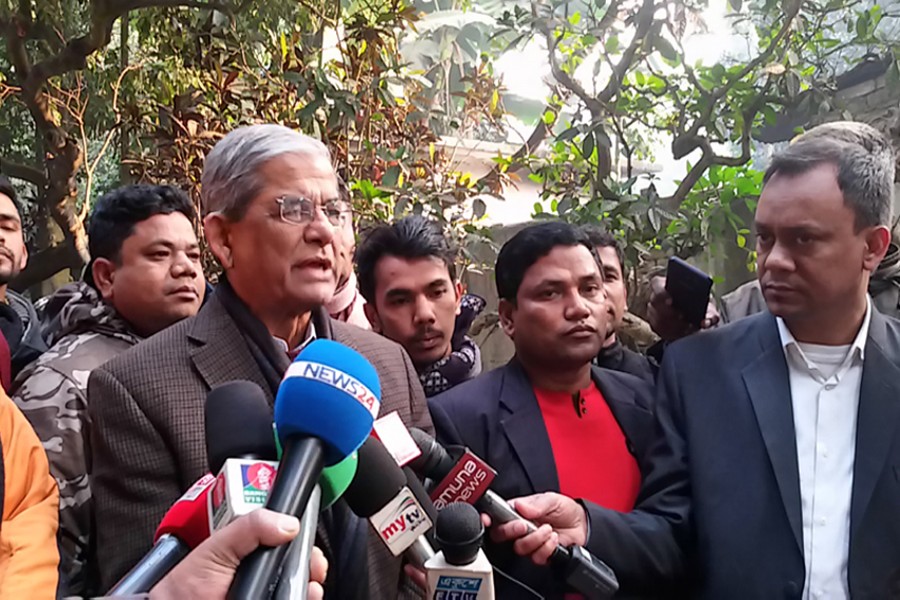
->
xmin=276 ymin=339 xmax=381 ymax=465
xmin=205 ymin=381 xmax=278 ymax=474
xmin=320 ymin=451 xmax=358 ymax=509
xmin=435 ymin=502 xmax=483 ymax=565
xmin=154 ymin=474 xmax=216 ymax=548
xmin=343 ymin=437 xmax=406 ymax=517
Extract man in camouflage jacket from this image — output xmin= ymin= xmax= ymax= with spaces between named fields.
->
xmin=12 ymin=185 xmax=206 ymax=595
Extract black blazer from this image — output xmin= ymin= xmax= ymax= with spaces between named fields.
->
xmin=584 ymin=310 xmax=900 ymax=599
xmin=428 ymin=359 xmax=656 ymax=599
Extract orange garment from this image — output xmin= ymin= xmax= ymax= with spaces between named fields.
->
xmin=0 ymin=391 xmax=59 ymax=599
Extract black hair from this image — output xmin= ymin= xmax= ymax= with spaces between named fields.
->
xmin=495 ymin=221 xmax=596 ymax=302
xmin=356 ymin=215 xmax=457 ymax=303
xmin=0 ymin=175 xmax=24 ymax=216
xmin=87 ymin=184 xmax=196 ymax=263
xmin=580 ymin=225 xmax=624 ymax=273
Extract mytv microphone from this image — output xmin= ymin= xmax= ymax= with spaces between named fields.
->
xmin=425 ymin=502 xmax=495 ymax=600
xmin=228 ymin=339 xmax=381 ymax=599
xmin=107 ymin=474 xmax=216 ymax=595
xmin=343 ymin=437 xmax=435 ymax=567
xmin=409 ymin=429 xmax=619 ymax=599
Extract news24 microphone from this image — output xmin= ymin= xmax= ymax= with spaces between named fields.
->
xmin=107 ymin=474 xmax=216 ymax=595
xmin=409 ymin=429 xmax=619 ymax=599
xmin=343 ymin=437 xmax=436 ymax=567
xmin=425 ymin=502 xmax=495 ymax=600
xmin=228 ymin=340 xmax=381 ymax=599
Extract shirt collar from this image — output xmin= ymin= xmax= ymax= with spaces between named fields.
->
xmin=273 ymin=321 xmax=317 ymax=356
xmin=775 ymin=295 xmax=871 ymax=362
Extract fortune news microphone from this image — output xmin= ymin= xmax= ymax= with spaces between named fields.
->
xmin=227 ymin=339 xmax=382 ymax=599
xmin=425 ymin=502 xmax=495 ymax=600
xmin=343 ymin=437 xmax=436 ymax=568
xmin=409 ymin=429 xmax=619 ymax=599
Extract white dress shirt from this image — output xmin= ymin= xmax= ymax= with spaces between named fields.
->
xmin=776 ymin=298 xmax=871 ymax=600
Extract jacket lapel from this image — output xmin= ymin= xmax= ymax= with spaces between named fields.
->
xmin=742 ymin=315 xmax=803 ymax=553
xmin=187 ymin=295 xmax=273 ymax=404
xmin=498 ymin=360 xmax=559 ymax=494
xmin=851 ymin=310 xmax=900 ymax=538
xmin=592 ymin=367 xmax=651 ymax=455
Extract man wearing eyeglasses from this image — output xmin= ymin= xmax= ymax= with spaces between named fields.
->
xmin=87 ymin=125 xmax=433 ymax=599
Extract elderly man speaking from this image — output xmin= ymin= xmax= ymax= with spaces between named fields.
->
xmin=88 ymin=125 xmax=432 ymax=598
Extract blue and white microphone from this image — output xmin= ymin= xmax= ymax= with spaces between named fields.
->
xmin=227 ymin=339 xmax=381 ymax=599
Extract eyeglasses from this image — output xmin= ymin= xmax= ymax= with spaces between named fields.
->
xmin=275 ymin=196 xmax=350 ymax=227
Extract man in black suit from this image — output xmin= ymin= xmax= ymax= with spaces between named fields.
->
xmin=429 ymin=222 xmax=655 ymax=599
xmin=490 ymin=121 xmax=900 ymax=600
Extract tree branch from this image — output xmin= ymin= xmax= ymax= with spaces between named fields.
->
xmin=10 ymin=240 xmax=83 ymax=292
xmin=0 ymin=156 xmax=47 ymax=187
xmin=597 ymin=0 xmax=654 ymax=104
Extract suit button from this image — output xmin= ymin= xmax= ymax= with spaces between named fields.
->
xmin=784 ymin=581 xmax=801 ymax=599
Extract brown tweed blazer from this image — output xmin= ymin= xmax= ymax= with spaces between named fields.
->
xmin=87 ymin=293 xmax=433 ymax=597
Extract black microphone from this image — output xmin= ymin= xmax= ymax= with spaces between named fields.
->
xmin=408 ymin=429 xmax=619 ymax=599
xmin=205 ymin=381 xmax=279 ymax=473
xmin=343 ymin=437 xmax=436 ymax=566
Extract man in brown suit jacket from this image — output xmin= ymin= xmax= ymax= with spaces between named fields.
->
xmin=87 ymin=125 xmax=432 ymax=598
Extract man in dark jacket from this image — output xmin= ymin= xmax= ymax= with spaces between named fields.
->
xmin=88 ymin=125 xmax=432 ymax=599
xmin=0 ymin=176 xmax=46 ymax=376
xmin=429 ymin=222 xmax=655 ymax=599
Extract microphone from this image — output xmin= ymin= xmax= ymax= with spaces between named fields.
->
xmin=425 ymin=502 xmax=495 ymax=600
xmin=107 ymin=474 xmax=216 ymax=595
xmin=228 ymin=339 xmax=381 ymax=599
xmin=273 ymin=451 xmax=360 ymax=600
xmin=205 ymin=381 xmax=280 ymax=529
xmin=408 ymin=429 xmax=619 ymax=599
xmin=343 ymin=437 xmax=436 ymax=567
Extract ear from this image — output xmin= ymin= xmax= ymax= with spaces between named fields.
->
xmin=454 ymin=281 xmax=463 ymax=316
xmin=92 ymin=258 xmax=117 ymax=302
xmin=863 ymin=225 xmax=891 ymax=272
xmin=203 ymin=213 xmax=234 ymax=269
xmin=498 ymin=298 xmax=516 ymax=339
xmin=363 ymin=301 xmax=382 ymax=333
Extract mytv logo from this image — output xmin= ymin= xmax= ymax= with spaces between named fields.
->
xmin=288 ymin=360 xmax=379 ymax=417
xmin=380 ymin=496 xmax=427 ymax=541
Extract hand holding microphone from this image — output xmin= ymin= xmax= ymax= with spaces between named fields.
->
xmin=149 ymin=509 xmax=328 ymax=600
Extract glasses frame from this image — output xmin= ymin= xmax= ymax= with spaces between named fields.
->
xmin=274 ymin=195 xmax=349 ymax=228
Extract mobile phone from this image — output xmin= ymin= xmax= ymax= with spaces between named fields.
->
xmin=665 ymin=257 xmax=713 ymax=327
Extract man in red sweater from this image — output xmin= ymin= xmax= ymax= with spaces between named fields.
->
xmin=428 ymin=222 xmax=655 ymax=599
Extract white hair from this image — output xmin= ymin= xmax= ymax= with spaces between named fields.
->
xmin=200 ymin=124 xmax=331 ymax=218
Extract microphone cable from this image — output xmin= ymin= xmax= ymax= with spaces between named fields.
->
xmin=493 ymin=564 xmax=545 ymax=600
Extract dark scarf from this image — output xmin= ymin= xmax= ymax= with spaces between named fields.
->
xmin=418 ymin=294 xmax=486 ymax=397
xmin=215 ymin=278 xmax=367 ymax=600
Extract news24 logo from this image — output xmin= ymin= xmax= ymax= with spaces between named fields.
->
xmin=429 ymin=450 xmax=497 ymax=510
xmin=288 ymin=360 xmax=379 ymax=417
xmin=370 ymin=487 xmax=433 ymax=556
xmin=432 ymin=575 xmax=482 ymax=600
xmin=241 ymin=463 xmax=276 ymax=504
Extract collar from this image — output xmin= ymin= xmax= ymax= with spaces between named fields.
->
xmin=273 ymin=321 xmax=317 ymax=356
xmin=776 ymin=295 xmax=871 ymax=363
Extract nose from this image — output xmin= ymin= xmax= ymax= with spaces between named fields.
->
xmin=413 ymin=295 xmax=436 ymax=325
xmin=304 ymin=208 xmax=335 ymax=246
xmin=171 ymin=251 xmax=198 ymax=279
xmin=761 ymin=239 xmax=794 ymax=273
xmin=565 ymin=289 xmax=593 ymax=321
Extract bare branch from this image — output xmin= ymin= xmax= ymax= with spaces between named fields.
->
xmin=597 ymin=0 xmax=655 ymax=104
xmin=0 ymin=157 xmax=47 ymax=187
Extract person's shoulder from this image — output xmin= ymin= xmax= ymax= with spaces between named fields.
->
xmin=95 ymin=314 xmax=196 ymax=380
xmin=331 ymin=319 xmax=398 ymax=353
xmin=668 ymin=310 xmax=773 ymax=358
xmin=429 ymin=364 xmax=507 ymax=409
xmin=23 ymin=329 xmax=133 ymax=381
